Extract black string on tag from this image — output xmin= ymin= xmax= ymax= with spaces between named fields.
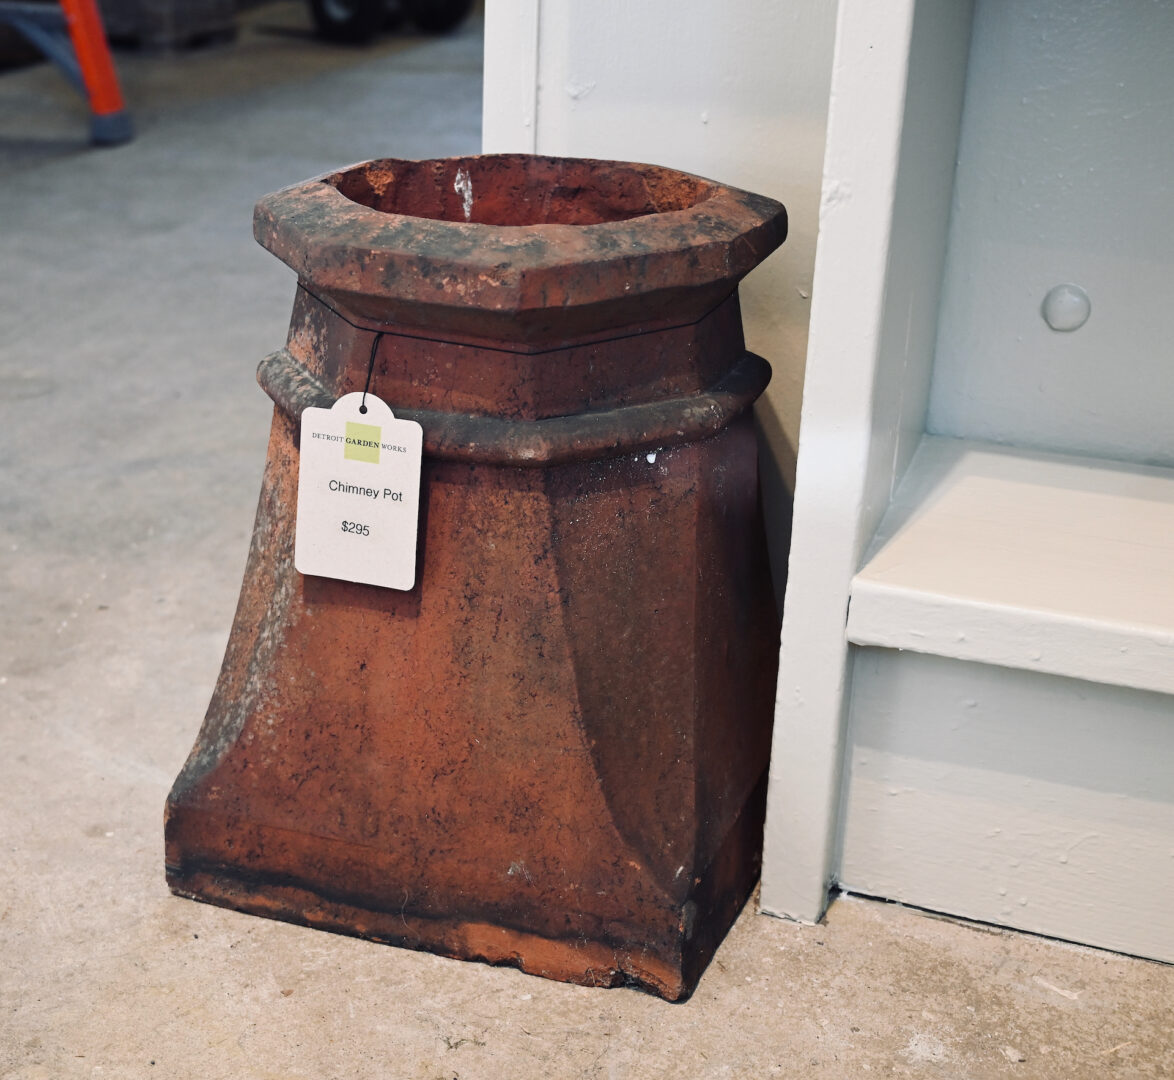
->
xmin=360 ymin=332 xmax=382 ymax=415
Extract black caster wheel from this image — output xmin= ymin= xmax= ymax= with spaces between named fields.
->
xmin=310 ymin=0 xmax=396 ymax=43
xmin=402 ymin=0 xmax=474 ymax=34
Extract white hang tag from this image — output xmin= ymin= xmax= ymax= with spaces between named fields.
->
xmin=295 ymin=392 xmax=424 ymax=591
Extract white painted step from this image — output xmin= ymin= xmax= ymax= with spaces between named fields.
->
xmin=847 ymin=435 xmax=1174 ymax=696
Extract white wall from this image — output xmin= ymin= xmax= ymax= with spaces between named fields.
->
xmin=483 ymin=0 xmax=838 ymax=532
xmin=840 ymin=649 xmax=1174 ymax=963
xmin=764 ymin=0 xmax=1174 ymax=963
xmin=928 ymin=0 xmax=1174 ymax=466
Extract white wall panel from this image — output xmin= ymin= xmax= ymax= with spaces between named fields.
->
xmin=928 ymin=0 xmax=1174 ymax=465
xmin=841 ymin=650 xmax=1174 ymax=962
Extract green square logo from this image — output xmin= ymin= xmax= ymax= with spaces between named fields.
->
xmin=344 ymin=421 xmax=381 ymax=463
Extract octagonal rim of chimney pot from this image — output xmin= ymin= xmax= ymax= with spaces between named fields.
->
xmin=252 ymin=154 xmax=788 ymax=347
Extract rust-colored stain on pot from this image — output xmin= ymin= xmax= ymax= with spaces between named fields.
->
xmin=165 ymin=155 xmax=787 ymax=1001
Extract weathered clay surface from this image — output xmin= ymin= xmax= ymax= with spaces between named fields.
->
xmin=166 ymin=154 xmax=786 ymax=1001
xmin=256 ymin=342 xmax=772 ymax=466
xmin=253 ymin=154 xmax=788 ymax=346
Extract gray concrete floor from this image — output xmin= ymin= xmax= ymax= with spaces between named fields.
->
xmin=1 ymin=5 xmax=1172 ymax=1077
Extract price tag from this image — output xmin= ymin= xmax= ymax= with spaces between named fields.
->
xmin=295 ymin=392 xmax=423 ymax=591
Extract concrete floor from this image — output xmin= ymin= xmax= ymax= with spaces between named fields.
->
xmin=1 ymin=5 xmax=1172 ymax=1077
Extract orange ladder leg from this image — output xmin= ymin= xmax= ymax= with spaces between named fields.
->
xmin=59 ymin=0 xmax=133 ymax=144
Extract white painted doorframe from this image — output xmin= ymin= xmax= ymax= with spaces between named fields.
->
xmin=760 ymin=0 xmax=974 ymax=923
